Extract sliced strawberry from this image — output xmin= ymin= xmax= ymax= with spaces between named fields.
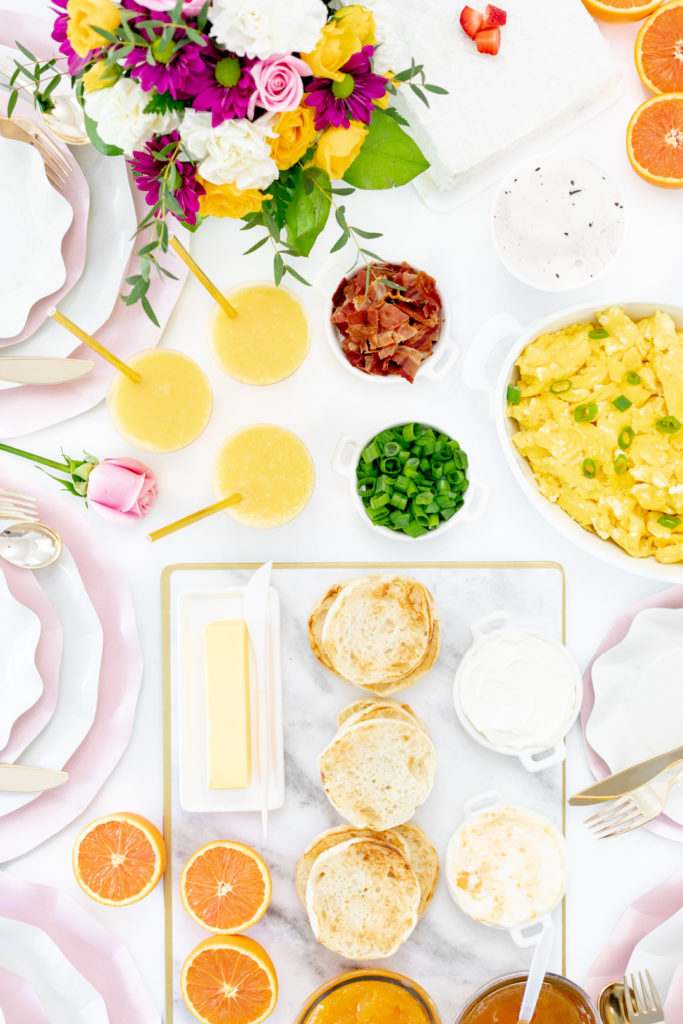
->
xmin=475 ymin=26 xmax=501 ymax=54
xmin=482 ymin=4 xmax=507 ymax=28
xmin=460 ymin=5 xmax=484 ymax=39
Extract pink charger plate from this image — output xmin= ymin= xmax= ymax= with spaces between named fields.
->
xmin=0 ymin=873 xmax=159 ymax=1024
xmin=584 ymin=866 xmax=683 ymax=1018
xmin=0 ymin=12 xmax=89 ymax=347
xmin=0 ymin=464 xmax=143 ymax=863
xmin=0 ymin=967 xmax=49 ymax=1023
xmin=0 ymin=563 xmax=63 ymax=764
xmin=581 ymin=585 xmax=683 ymax=841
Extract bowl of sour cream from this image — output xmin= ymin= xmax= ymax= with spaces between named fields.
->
xmin=453 ymin=610 xmax=581 ymax=771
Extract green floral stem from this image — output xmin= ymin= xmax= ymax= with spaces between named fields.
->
xmin=0 ymin=443 xmax=66 ymax=473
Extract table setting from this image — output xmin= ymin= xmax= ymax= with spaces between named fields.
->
xmin=1 ymin=0 xmax=683 ymax=1022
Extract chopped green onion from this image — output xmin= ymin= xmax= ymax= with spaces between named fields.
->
xmin=589 ymin=327 xmax=609 ymax=339
xmin=582 ymin=458 xmax=597 ymax=479
xmin=613 ymin=454 xmax=629 ymax=474
xmin=658 ymin=514 xmax=682 ymax=529
xmin=626 ymin=371 xmax=641 ymax=386
xmin=656 ymin=416 xmax=682 ymax=434
xmin=361 ymin=440 xmax=380 ymax=463
xmin=550 ymin=378 xmax=572 ymax=395
xmin=507 ymin=385 xmax=522 ymax=405
xmin=612 ymin=395 xmax=632 ymax=412
xmin=575 ymin=402 xmax=598 ymax=423
xmin=618 ymin=427 xmax=635 ymax=449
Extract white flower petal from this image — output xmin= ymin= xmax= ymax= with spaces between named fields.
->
xmin=207 ymin=0 xmax=326 ymax=60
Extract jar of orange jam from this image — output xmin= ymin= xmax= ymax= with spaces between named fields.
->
xmin=293 ymin=970 xmax=441 ymax=1024
xmin=453 ymin=973 xmax=598 ymax=1024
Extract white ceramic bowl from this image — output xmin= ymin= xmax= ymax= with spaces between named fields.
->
xmin=463 ymin=300 xmax=683 ymax=581
xmin=332 ymin=419 xmax=488 ymax=542
xmin=453 ymin=610 xmax=582 ymax=772
xmin=319 ymin=256 xmax=459 ymax=384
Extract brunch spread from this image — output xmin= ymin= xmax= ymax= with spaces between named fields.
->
xmin=3 ymin=0 xmax=683 ymax=1023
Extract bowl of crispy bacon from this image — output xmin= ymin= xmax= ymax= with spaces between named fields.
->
xmin=327 ymin=260 xmax=458 ymax=384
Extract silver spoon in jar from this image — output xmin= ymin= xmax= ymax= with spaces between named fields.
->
xmin=0 ymin=522 xmax=62 ymax=569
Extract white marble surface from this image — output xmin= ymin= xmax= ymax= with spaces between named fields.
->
xmin=2 ymin=3 xmax=683 ymax=1023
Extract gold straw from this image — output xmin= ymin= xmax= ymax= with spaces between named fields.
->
xmin=170 ymin=237 xmax=237 ymax=319
xmin=48 ymin=308 xmax=142 ymax=384
xmin=147 ymin=493 xmax=243 ymax=542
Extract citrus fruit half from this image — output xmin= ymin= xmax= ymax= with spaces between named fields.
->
xmin=627 ymin=92 xmax=683 ymax=186
xmin=181 ymin=934 xmax=278 ymax=1024
xmin=636 ymin=1 xmax=683 ymax=93
xmin=582 ymin=0 xmax=662 ymax=21
xmin=180 ymin=841 xmax=272 ymax=934
xmin=72 ymin=812 xmax=166 ymax=905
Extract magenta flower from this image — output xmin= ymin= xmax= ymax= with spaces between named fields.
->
xmin=51 ymin=0 xmax=90 ymax=75
xmin=124 ymin=37 xmax=207 ymax=100
xmin=129 ymin=132 xmax=205 ymax=226
xmin=304 ymin=46 xmax=388 ymax=130
xmin=192 ymin=50 xmax=257 ymax=126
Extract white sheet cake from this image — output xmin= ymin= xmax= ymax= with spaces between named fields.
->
xmin=365 ymin=0 xmax=619 ymax=191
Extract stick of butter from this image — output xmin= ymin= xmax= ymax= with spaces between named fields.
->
xmin=204 ymin=619 xmax=251 ymax=789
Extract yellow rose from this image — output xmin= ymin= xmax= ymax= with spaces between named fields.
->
xmin=332 ymin=5 xmax=375 ymax=46
xmin=198 ymin=178 xmax=270 ymax=220
xmin=82 ymin=59 xmax=120 ymax=92
xmin=374 ymin=71 xmax=394 ymax=110
xmin=66 ymin=0 xmax=120 ymax=58
xmin=269 ymin=106 xmax=317 ymax=171
xmin=303 ymin=14 xmax=374 ymax=83
xmin=314 ymin=122 xmax=368 ymax=181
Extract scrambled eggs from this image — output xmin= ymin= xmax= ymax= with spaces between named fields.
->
xmin=507 ymin=307 xmax=683 ymax=563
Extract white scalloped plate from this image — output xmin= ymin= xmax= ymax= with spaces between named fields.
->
xmin=0 ymin=569 xmax=42 ymax=750
xmin=586 ymin=607 xmax=683 ymax=825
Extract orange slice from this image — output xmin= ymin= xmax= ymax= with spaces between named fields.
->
xmin=636 ymin=1 xmax=683 ymax=93
xmin=180 ymin=841 xmax=272 ymax=934
xmin=72 ymin=812 xmax=165 ymax=905
xmin=627 ymin=93 xmax=683 ymax=185
xmin=582 ymin=0 xmax=662 ymax=21
xmin=181 ymin=935 xmax=277 ymax=1024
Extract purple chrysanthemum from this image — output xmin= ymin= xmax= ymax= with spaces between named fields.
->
xmin=304 ymin=46 xmax=387 ymax=130
xmin=192 ymin=50 xmax=256 ymax=127
xmin=128 ymin=131 xmax=205 ymax=226
xmin=51 ymin=0 xmax=90 ymax=75
xmin=122 ymin=9 xmax=210 ymax=100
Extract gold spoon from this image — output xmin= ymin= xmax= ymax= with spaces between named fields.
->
xmin=598 ymin=982 xmax=627 ymax=1024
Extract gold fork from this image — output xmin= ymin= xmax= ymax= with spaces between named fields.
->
xmin=0 ymin=488 xmax=38 ymax=523
xmin=624 ymin=970 xmax=665 ymax=1023
xmin=0 ymin=115 xmax=70 ymax=187
xmin=585 ymin=761 xmax=683 ymax=839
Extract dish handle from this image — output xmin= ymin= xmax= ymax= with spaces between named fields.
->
xmin=463 ymin=790 xmax=501 ymax=819
xmin=332 ymin=436 xmax=363 ymax=479
xmin=420 ymin=335 xmax=460 ymax=382
xmin=470 ymin=609 xmax=511 ymax=642
xmin=509 ymin=915 xmax=554 ymax=949
xmin=518 ymin=741 xmax=567 ymax=773
xmin=461 ymin=312 xmax=522 ymax=413
xmin=457 ymin=480 xmax=489 ymax=524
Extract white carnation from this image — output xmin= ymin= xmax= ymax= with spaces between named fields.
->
xmin=83 ymin=78 xmax=180 ymax=156
xmin=207 ymin=0 xmax=326 ymax=59
xmin=179 ymin=109 xmax=278 ymax=189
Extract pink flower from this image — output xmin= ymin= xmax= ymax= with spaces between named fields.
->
xmin=86 ymin=457 xmax=158 ymax=524
xmin=247 ymin=54 xmax=310 ymax=119
xmin=141 ymin=0 xmax=206 ymax=12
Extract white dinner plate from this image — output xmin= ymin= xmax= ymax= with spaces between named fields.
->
xmin=626 ymin=905 xmax=683 ymax=1004
xmin=586 ymin=607 xmax=683 ymax=825
xmin=0 ymin=569 xmax=42 ymax=750
xmin=0 ymin=918 xmax=108 ymax=1024
xmin=0 ymin=136 xmax=72 ymax=337
xmin=0 ymin=544 xmax=103 ymax=815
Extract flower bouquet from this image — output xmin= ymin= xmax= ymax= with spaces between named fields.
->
xmin=10 ymin=0 xmax=444 ymax=321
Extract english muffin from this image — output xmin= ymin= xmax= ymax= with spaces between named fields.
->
xmin=393 ymin=823 xmax=440 ymax=916
xmin=294 ymin=824 xmax=410 ymax=906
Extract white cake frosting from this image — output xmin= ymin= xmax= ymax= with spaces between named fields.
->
xmin=364 ymin=0 xmax=619 ymax=190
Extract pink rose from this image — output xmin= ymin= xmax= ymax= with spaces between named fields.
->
xmin=86 ymin=457 xmax=158 ymax=524
xmin=141 ymin=0 xmax=206 ymax=13
xmin=247 ymin=55 xmax=311 ymax=120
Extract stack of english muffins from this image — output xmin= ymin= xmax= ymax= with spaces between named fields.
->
xmin=308 ymin=574 xmax=440 ymax=694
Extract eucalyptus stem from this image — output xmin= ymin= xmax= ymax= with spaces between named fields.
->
xmin=0 ymin=443 xmax=66 ymax=473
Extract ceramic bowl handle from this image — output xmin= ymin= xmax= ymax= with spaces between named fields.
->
xmin=470 ymin=610 xmax=511 ymax=643
xmin=420 ymin=336 xmax=460 ymax=381
xmin=463 ymin=790 xmax=501 ymax=820
xmin=510 ymin=915 xmax=554 ymax=949
xmin=332 ymin=436 xmax=362 ymax=479
xmin=458 ymin=480 xmax=489 ymax=523
xmin=518 ymin=741 xmax=567 ymax=773
xmin=461 ymin=312 xmax=522 ymax=414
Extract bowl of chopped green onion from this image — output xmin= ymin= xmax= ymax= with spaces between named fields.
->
xmin=333 ymin=421 xmax=487 ymax=539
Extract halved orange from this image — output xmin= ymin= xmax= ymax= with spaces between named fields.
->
xmin=582 ymin=0 xmax=662 ymax=21
xmin=72 ymin=812 xmax=166 ymax=905
xmin=181 ymin=934 xmax=277 ymax=1024
xmin=180 ymin=841 xmax=272 ymax=934
xmin=627 ymin=92 xmax=683 ymax=185
xmin=636 ymin=1 xmax=683 ymax=93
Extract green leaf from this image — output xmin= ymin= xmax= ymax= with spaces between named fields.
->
xmin=7 ymin=90 xmax=17 ymax=117
xmin=410 ymin=83 xmax=429 ymax=107
xmin=141 ymin=295 xmax=160 ymax=327
xmin=243 ymin=236 xmax=269 ymax=255
xmin=13 ymin=41 xmax=38 ymax=63
xmin=285 ymin=264 xmax=311 ymax=286
xmin=284 ymin=166 xmax=331 ymax=258
xmin=143 ymin=89 xmax=186 ymax=115
xmin=83 ymin=108 xmax=124 ymax=156
xmin=352 ymin=227 xmax=382 ymax=239
xmin=383 ymin=107 xmax=410 ymax=127
xmin=343 ymin=110 xmax=429 ymax=190
xmin=330 ymin=232 xmax=349 ymax=254
xmin=273 ymin=251 xmax=285 ymax=286
xmin=330 ymin=187 xmax=354 ymax=196
xmin=424 ymin=83 xmax=448 ymax=94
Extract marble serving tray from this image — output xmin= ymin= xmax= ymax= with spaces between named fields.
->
xmin=161 ymin=561 xmax=566 ymax=1024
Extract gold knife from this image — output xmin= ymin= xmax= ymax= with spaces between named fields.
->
xmin=0 ymin=764 xmax=68 ymax=792
xmin=569 ymin=744 xmax=683 ymax=804
xmin=0 ymin=357 xmax=95 ymax=385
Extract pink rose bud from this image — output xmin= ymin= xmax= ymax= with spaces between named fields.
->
xmin=86 ymin=457 xmax=158 ymax=524
xmin=142 ymin=0 xmax=206 ymax=12
xmin=247 ymin=55 xmax=311 ymax=120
